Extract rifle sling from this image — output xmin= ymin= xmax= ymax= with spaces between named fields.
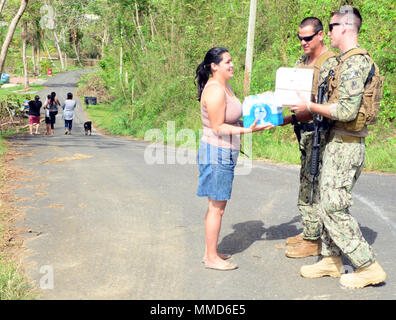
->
xmin=364 ymin=64 xmax=375 ymax=88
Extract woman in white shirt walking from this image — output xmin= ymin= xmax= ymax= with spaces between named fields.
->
xmin=62 ymin=92 xmax=77 ymax=134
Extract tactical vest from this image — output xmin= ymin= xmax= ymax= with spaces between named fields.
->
xmin=297 ymin=50 xmax=337 ymax=102
xmin=327 ymin=48 xmax=383 ymax=131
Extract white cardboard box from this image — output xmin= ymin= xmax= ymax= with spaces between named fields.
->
xmin=274 ymin=67 xmax=314 ymax=106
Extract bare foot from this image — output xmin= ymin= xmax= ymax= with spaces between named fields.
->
xmin=202 ymin=253 xmax=232 ymax=264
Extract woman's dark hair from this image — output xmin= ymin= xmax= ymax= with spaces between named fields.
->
xmin=67 ymin=92 xmax=73 ymax=99
xmin=48 ymin=94 xmax=54 ymax=104
xmin=195 ymin=47 xmax=229 ymax=101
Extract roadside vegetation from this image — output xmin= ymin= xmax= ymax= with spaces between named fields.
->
xmin=1 ymin=1 xmax=394 ymax=172
xmin=2 ymin=0 xmax=394 ymax=172
xmin=74 ymin=0 xmax=395 ymax=172
xmin=0 ymin=134 xmax=36 ymax=299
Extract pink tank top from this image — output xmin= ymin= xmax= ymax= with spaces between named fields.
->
xmin=200 ymin=81 xmax=242 ymax=150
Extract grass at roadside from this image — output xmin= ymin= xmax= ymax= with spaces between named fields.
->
xmin=0 ymin=84 xmax=45 ymax=96
xmin=364 ymin=136 xmax=396 ymax=172
xmin=0 ymin=134 xmax=36 ymax=300
xmin=0 ymin=260 xmax=34 ymax=300
xmin=83 ymin=103 xmax=133 ymax=136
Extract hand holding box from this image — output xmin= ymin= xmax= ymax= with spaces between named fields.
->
xmin=242 ymin=92 xmax=283 ymax=128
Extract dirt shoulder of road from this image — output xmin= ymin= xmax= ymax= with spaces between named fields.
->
xmin=0 ymin=138 xmax=38 ymax=299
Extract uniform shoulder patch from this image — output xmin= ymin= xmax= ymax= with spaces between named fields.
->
xmin=339 ymin=54 xmax=371 ymax=96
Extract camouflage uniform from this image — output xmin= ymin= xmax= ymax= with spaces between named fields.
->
xmin=294 ymin=54 xmax=338 ymax=240
xmin=318 ymin=47 xmax=376 ymax=268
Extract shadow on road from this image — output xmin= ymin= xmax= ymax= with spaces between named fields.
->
xmin=218 ymin=217 xmax=378 ymax=255
xmin=360 ymin=225 xmax=377 ymax=246
xmin=44 ymin=83 xmax=78 ymax=88
xmin=218 ymin=216 xmax=301 ymax=254
xmin=6 ymin=134 xmax=133 ymax=150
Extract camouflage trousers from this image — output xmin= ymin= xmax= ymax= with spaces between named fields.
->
xmin=297 ymin=130 xmax=327 ymax=240
xmin=318 ymin=136 xmax=375 ymax=268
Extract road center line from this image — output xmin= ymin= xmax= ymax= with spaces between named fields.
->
xmin=354 ymin=193 xmax=396 ymax=236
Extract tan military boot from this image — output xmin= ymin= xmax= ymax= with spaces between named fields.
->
xmin=285 ymin=239 xmax=321 ymax=258
xmin=339 ymin=261 xmax=386 ymax=289
xmin=285 ymin=233 xmax=303 ymax=246
xmin=300 ymin=256 xmax=343 ymax=278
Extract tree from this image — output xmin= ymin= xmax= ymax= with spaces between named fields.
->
xmin=0 ymin=0 xmax=29 ymax=75
xmin=22 ymin=19 xmax=28 ymax=87
xmin=0 ymin=0 xmax=7 ymax=16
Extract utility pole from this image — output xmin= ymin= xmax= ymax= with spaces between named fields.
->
xmin=244 ymin=0 xmax=257 ymax=96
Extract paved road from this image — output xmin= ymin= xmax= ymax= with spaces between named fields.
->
xmin=7 ymin=70 xmax=396 ymax=300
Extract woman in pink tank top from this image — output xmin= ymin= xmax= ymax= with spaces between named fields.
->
xmin=195 ymin=47 xmax=273 ymax=271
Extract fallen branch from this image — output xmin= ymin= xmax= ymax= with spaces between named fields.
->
xmin=6 ymin=105 xmax=14 ymax=122
xmin=0 ymin=121 xmax=18 ymax=126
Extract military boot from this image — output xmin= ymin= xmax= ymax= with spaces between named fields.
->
xmin=285 ymin=233 xmax=303 ymax=246
xmin=339 ymin=261 xmax=386 ymax=288
xmin=285 ymin=239 xmax=321 ymax=258
xmin=300 ymin=256 xmax=343 ymax=278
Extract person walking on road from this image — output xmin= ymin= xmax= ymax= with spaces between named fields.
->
xmin=50 ymin=91 xmax=61 ymax=107
xmin=28 ymin=95 xmax=42 ymax=135
xmin=62 ymin=92 xmax=77 ymax=135
xmin=290 ymin=6 xmax=386 ymax=289
xmin=195 ymin=47 xmax=272 ymax=271
xmin=43 ymin=93 xmax=59 ymax=135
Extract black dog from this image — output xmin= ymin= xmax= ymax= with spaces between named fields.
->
xmin=84 ymin=121 xmax=92 ymax=135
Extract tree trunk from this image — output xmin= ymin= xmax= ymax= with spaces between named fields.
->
xmin=70 ymin=28 xmax=81 ymax=66
xmin=73 ymin=41 xmax=82 ymax=66
xmin=36 ymin=45 xmax=40 ymax=75
xmin=244 ymin=0 xmax=257 ymax=96
xmin=52 ymin=30 xmax=64 ymax=71
xmin=0 ymin=0 xmax=29 ymax=75
xmin=31 ymin=45 xmax=36 ymax=75
xmin=22 ymin=20 xmax=29 ymax=88
xmin=43 ymin=39 xmax=59 ymax=71
xmin=119 ymin=29 xmax=123 ymax=77
xmin=0 ymin=0 xmax=7 ymax=15
xmin=101 ymin=29 xmax=107 ymax=59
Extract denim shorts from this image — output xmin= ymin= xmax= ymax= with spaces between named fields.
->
xmin=196 ymin=141 xmax=239 ymax=201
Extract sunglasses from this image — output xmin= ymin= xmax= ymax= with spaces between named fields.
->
xmin=297 ymin=29 xmax=321 ymax=42
xmin=328 ymin=22 xmax=342 ymax=32
xmin=329 ymin=22 xmax=353 ymax=32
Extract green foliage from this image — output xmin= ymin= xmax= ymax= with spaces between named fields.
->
xmin=77 ymin=0 xmax=395 ymax=170
xmin=0 ymin=260 xmax=35 ymax=300
xmin=40 ymin=59 xmax=51 ymax=75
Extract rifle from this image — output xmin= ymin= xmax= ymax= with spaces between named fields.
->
xmin=291 ymin=112 xmax=305 ymax=157
xmin=309 ymin=70 xmax=334 ymax=204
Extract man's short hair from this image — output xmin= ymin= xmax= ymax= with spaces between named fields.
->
xmin=299 ymin=17 xmax=323 ymax=34
xmin=331 ymin=6 xmax=362 ymax=32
